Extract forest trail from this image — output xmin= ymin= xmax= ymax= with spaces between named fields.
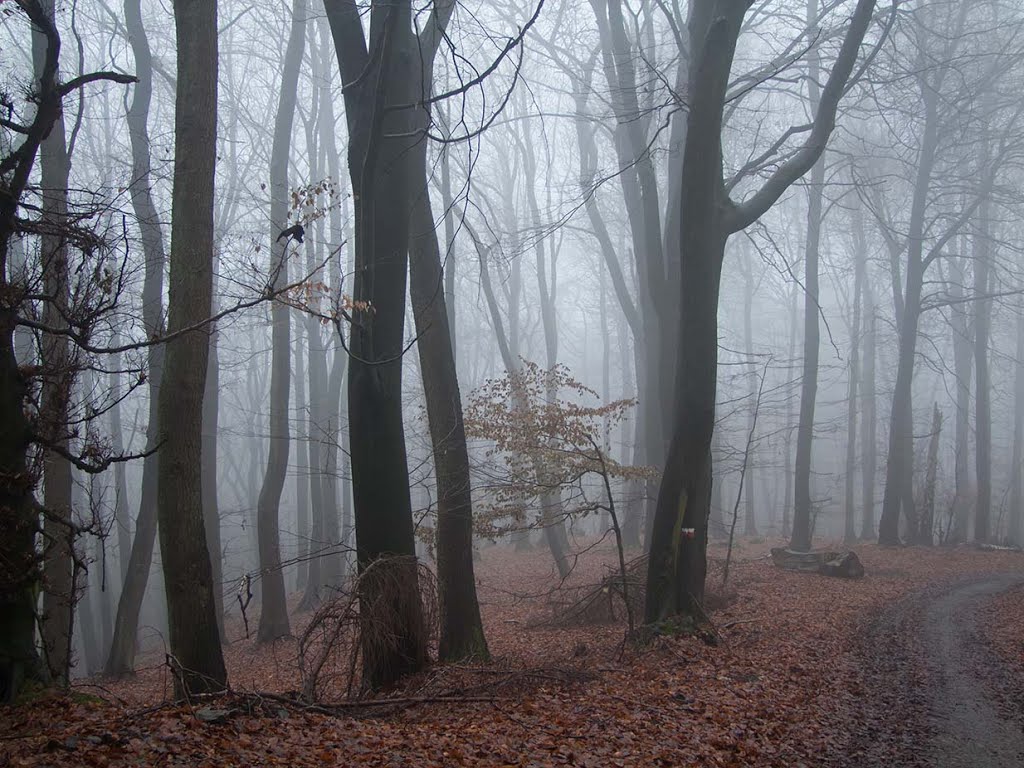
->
xmin=846 ymin=574 xmax=1024 ymax=767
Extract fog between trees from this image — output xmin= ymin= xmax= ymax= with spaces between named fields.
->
xmin=2 ymin=0 xmax=1023 ymax=700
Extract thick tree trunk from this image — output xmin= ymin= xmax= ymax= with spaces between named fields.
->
xmin=325 ymin=0 xmax=427 ymax=688
xmin=106 ymin=0 xmax=167 ymax=678
xmin=646 ymin=0 xmax=876 ymax=620
xmin=156 ymin=0 xmax=227 ymax=697
xmin=256 ymin=0 xmax=307 ymax=644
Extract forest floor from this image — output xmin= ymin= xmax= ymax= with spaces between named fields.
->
xmin=3 ymin=540 xmax=1023 ymax=767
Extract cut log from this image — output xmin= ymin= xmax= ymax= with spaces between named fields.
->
xmin=770 ymin=548 xmax=865 ymax=579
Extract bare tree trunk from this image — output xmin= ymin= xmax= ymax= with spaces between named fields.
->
xmin=1010 ymin=304 xmax=1024 ymax=547
xmin=856 ymin=211 xmax=877 ymax=540
xmin=920 ymin=404 xmax=942 ymax=546
xmin=156 ymin=0 xmax=227 ymax=697
xmin=844 ymin=224 xmax=863 ymax=544
xmin=33 ymin=0 xmax=75 ymax=684
xmin=646 ymin=0 xmax=876 ymax=621
xmin=202 ymin=320 xmax=224 ymax=639
xmin=949 ymin=254 xmax=974 ymax=543
xmin=405 ymin=3 xmax=486 ymax=662
xmin=106 ymin=0 xmax=167 ymax=678
xmin=256 ymin=0 xmax=308 ymax=643
xmin=973 ymin=198 xmax=992 ymax=544
xmin=782 ymin=285 xmax=798 ymax=539
xmin=791 ymin=0 xmax=824 ymax=552
xmin=741 ymin=255 xmax=759 ymax=538
xmin=294 ymin=332 xmax=310 ymax=592
xmin=324 ymin=0 xmax=427 ymax=688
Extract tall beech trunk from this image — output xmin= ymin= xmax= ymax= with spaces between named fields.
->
xmin=156 ymin=0 xmax=226 ymax=697
xmin=33 ymin=0 xmax=76 ymax=684
xmin=855 ymin=208 xmax=878 ymax=540
xmin=741 ymin=257 xmax=758 ymax=538
xmin=294 ymin=334 xmax=311 ymax=593
xmin=108 ymin=338 xmax=131 ymax=587
xmin=256 ymin=0 xmax=307 ymax=644
xmin=406 ymin=1 xmax=487 ymax=662
xmin=949 ymin=254 xmax=974 ymax=543
xmin=791 ymin=0 xmax=824 ymax=552
xmin=645 ymin=0 xmax=876 ymax=622
xmin=844 ymin=228 xmax=863 ymax=544
xmin=324 ymin=0 xmax=427 ymax=688
xmin=973 ymin=198 xmax=992 ymax=544
xmin=106 ymin=0 xmax=167 ymax=677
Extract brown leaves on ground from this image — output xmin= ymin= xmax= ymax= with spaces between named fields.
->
xmin=3 ymin=542 xmax=1021 ymax=767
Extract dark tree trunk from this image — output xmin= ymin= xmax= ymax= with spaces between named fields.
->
xmin=156 ymin=0 xmax=227 ymax=697
xmin=409 ymin=142 xmax=488 ymax=663
xmin=324 ymin=0 xmax=427 ymax=688
xmin=256 ymin=0 xmax=307 ymax=644
xmin=33 ymin=0 xmax=76 ymax=684
xmin=740 ymin=256 xmax=759 ymax=538
xmin=406 ymin=2 xmax=486 ymax=662
xmin=106 ymin=0 xmax=167 ymax=678
xmin=792 ymin=0 xmax=825 ymax=551
xmin=645 ymin=0 xmax=876 ymax=621
xmin=202 ymin=321 xmax=224 ymax=639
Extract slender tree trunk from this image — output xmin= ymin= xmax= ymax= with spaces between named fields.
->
xmin=33 ymin=0 xmax=76 ymax=684
xmin=256 ymin=0 xmax=307 ymax=643
xmin=156 ymin=0 xmax=227 ymax=697
xmin=791 ymin=0 xmax=825 ymax=551
xmin=1010 ymin=304 xmax=1024 ymax=547
xmin=408 ymin=135 xmax=488 ymax=663
xmin=294 ymin=333 xmax=310 ymax=592
xmin=857 ymin=217 xmax=878 ymax=540
xmin=844 ymin=234 xmax=863 ymax=544
xmin=106 ymin=0 xmax=167 ymax=678
xmin=108 ymin=341 xmax=131 ymax=587
xmin=920 ymin=404 xmax=942 ymax=546
xmin=949 ymin=254 xmax=974 ymax=543
xmin=741 ymin=258 xmax=759 ymax=538
xmin=973 ymin=200 xmax=992 ymax=544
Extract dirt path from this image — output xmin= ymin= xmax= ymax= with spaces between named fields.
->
xmin=843 ymin=574 xmax=1024 ymax=767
